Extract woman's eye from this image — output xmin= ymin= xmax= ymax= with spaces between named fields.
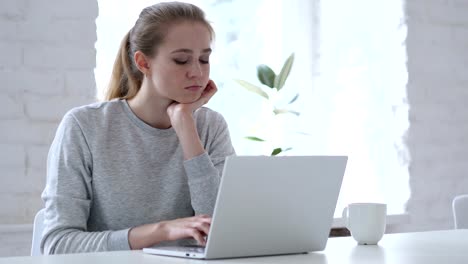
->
xmin=199 ymin=59 xmax=209 ymax=64
xmin=174 ymin=59 xmax=188 ymax=65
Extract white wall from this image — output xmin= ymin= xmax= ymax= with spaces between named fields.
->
xmin=0 ymin=0 xmax=98 ymax=257
xmin=393 ymin=0 xmax=468 ymax=232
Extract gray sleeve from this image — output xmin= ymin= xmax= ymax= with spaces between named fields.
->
xmin=183 ymin=112 xmax=236 ymax=216
xmin=41 ymin=112 xmax=131 ymax=254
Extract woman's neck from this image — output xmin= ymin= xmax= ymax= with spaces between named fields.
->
xmin=127 ymin=84 xmax=173 ymax=129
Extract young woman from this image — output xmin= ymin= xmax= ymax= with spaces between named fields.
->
xmin=41 ymin=2 xmax=235 ymax=254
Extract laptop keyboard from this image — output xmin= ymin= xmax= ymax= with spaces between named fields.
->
xmin=182 ymin=245 xmax=206 ymax=253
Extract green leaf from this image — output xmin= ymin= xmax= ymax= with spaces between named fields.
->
xmin=271 ymin=147 xmax=292 ymax=156
xmin=273 ymin=108 xmax=300 ymax=116
xmin=245 ymin=136 xmax=266 ymax=142
xmin=257 ymin=64 xmax=276 ymax=89
xmin=271 ymin=148 xmax=282 ymax=156
xmin=288 ymin=94 xmax=299 ymax=104
xmin=274 ymin=53 xmax=295 ymax=91
xmin=235 ymin=79 xmax=269 ymax=100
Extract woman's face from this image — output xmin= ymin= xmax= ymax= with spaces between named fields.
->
xmin=147 ymin=21 xmax=212 ymax=104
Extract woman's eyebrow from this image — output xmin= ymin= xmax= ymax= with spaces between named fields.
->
xmin=171 ymin=48 xmax=212 ymax=54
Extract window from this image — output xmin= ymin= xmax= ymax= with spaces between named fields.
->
xmin=96 ymin=0 xmax=409 ymax=216
xmin=318 ymin=0 xmax=409 ymax=216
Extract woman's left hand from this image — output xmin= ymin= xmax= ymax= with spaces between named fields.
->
xmin=167 ymin=80 xmax=218 ymax=127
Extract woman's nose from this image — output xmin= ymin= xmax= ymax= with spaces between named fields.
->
xmin=187 ymin=62 xmax=203 ymax=78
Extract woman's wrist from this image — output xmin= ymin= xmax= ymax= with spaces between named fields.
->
xmin=169 ymin=110 xmax=193 ymax=131
xmin=128 ymin=222 xmax=166 ymax=250
xmin=170 ymin=112 xmax=205 ymax=160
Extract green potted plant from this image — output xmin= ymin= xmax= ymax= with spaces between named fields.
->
xmin=235 ymin=53 xmax=300 ymax=156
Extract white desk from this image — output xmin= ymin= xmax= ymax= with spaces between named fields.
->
xmin=1 ymin=230 xmax=467 ymax=264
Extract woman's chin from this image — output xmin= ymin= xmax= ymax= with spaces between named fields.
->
xmin=174 ymin=95 xmax=202 ymax=104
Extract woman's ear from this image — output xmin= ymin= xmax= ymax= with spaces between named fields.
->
xmin=134 ymin=51 xmax=151 ymax=75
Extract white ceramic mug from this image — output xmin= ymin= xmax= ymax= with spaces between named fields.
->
xmin=342 ymin=203 xmax=387 ymax=245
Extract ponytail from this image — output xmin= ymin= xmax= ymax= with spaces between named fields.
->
xmin=104 ymin=30 xmax=142 ymax=101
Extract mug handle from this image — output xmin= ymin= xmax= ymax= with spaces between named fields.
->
xmin=342 ymin=206 xmax=349 ymax=229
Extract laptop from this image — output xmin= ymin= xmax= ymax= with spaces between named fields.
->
xmin=143 ymin=155 xmax=347 ymax=259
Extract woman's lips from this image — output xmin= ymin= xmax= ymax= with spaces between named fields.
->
xmin=185 ymin=85 xmax=203 ymax=92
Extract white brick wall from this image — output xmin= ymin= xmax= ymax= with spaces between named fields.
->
xmin=0 ymin=0 xmax=98 ymax=257
xmin=392 ymin=0 xmax=468 ymax=232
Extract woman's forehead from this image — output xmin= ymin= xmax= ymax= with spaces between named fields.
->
xmin=159 ymin=22 xmax=212 ymax=52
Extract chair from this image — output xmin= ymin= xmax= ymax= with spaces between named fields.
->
xmin=452 ymin=195 xmax=468 ymax=229
xmin=31 ymin=209 xmax=45 ymax=256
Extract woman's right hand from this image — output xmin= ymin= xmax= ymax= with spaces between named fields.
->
xmin=160 ymin=214 xmax=212 ymax=246
xmin=128 ymin=215 xmax=212 ymax=250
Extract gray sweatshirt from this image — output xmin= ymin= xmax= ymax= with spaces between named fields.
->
xmin=41 ymin=99 xmax=235 ymax=254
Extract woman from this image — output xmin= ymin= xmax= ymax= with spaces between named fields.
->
xmin=41 ymin=2 xmax=235 ymax=254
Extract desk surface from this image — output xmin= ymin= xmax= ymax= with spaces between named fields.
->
xmin=1 ymin=230 xmax=467 ymax=264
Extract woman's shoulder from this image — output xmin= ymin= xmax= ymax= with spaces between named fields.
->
xmin=63 ymin=99 xmax=124 ymax=125
xmin=194 ymin=107 xmax=224 ymax=123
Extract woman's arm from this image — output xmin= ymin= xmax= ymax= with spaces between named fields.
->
xmin=42 ymin=112 xmax=131 ymax=254
xmin=167 ymin=80 xmax=236 ymax=216
xmin=166 ymin=80 xmax=218 ymax=160
xmin=128 ymin=215 xmax=212 ymax=249
xmin=182 ymin=111 xmax=236 ymax=215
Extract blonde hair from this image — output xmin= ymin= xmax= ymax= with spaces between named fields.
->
xmin=104 ymin=2 xmax=214 ymax=101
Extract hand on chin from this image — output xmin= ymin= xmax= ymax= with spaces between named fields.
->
xmin=167 ymin=80 xmax=218 ymax=117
